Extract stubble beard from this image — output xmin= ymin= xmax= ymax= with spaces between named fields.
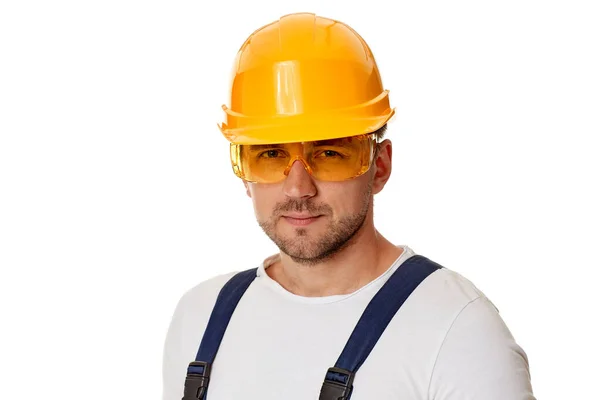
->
xmin=257 ymin=186 xmax=372 ymax=266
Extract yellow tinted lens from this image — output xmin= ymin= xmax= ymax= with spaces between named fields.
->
xmin=231 ymin=134 xmax=375 ymax=183
xmin=237 ymin=144 xmax=292 ymax=183
xmin=308 ymin=135 xmax=374 ymax=181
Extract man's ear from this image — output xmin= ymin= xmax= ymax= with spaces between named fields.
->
xmin=243 ymin=181 xmax=251 ymax=198
xmin=372 ymin=139 xmax=393 ymax=195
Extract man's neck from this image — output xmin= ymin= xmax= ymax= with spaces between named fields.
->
xmin=265 ymin=225 xmax=404 ymax=297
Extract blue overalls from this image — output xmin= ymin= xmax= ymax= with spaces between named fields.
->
xmin=181 ymin=254 xmax=442 ymax=400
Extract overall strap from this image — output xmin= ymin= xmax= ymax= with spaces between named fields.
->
xmin=319 ymin=255 xmax=443 ymax=400
xmin=182 ymin=267 xmax=258 ymax=400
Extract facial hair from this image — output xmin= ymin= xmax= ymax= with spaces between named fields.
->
xmin=257 ymin=183 xmax=372 ymax=266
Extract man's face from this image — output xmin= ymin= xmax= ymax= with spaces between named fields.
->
xmin=244 ymin=140 xmax=392 ymax=265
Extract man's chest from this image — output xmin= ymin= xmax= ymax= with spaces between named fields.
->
xmin=192 ymin=305 xmax=435 ymax=399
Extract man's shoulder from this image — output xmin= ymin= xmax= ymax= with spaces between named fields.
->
xmin=166 ymin=268 xmax=258 ymax=342
xmin=383 ymin=258 xmax=503 ymax=356
xmin=412 ymin=258 xmax=497 ymax=314
xmin=432 ymin=266 xmax=487 ymax=300
xmin=178 ymin=269 xmax=250 ymax=310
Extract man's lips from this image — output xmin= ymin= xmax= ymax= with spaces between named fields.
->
xmin=281 ymin=214 xmax=323 ymax=226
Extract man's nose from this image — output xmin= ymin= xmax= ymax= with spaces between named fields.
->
xmin=282 ymin=159 xmax=317 ymax=199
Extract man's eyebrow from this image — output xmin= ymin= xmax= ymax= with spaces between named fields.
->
xmin=249 ymin=144 xmax=287 ymax=150
xmin=313 ymin=138 xmax=348 ymax=146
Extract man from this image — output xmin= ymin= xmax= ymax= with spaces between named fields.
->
xmin=162 ymin=12 xmax=535 ymax=400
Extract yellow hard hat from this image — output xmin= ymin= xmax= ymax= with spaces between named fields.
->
xmin=218 ymin=12 xmax=395 ymax=145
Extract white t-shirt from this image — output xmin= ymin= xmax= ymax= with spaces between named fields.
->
xmin=162 ymin=245 xmax=536 ymax=399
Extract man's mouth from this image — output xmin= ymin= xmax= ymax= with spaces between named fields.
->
xmin=281 ymin=214 xmax=322 ymax=226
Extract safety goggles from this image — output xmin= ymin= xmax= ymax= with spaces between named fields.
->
xmin=230 ymin=133 xmax=378 ymax=183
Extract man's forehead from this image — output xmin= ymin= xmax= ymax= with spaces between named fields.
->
xmin=251 ymin=137 xmax=354 ymax=148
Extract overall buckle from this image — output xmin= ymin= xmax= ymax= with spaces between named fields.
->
xmin=182 ymin=361 xmax=211 ymax=400
xmin=319 ymin=367 xmax=355 ymax=400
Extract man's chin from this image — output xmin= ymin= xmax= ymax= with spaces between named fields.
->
xmin=282 ymin=248 xmax=328 ymax=266
xmin=271 ymin=235 xmax=321 ymax=258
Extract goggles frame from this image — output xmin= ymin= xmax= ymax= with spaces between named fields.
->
xmin=229 ymin=133 xmax=379 ymax=183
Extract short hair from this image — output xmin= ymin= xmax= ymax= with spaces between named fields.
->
xmin=372 ymin=124 xmax=388 ymax=142
xmin=371 ymin=124 xmax=388 ymax=159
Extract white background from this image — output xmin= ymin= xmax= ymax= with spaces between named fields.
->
xmin=1 ymin=0 xmax=598 ymax=399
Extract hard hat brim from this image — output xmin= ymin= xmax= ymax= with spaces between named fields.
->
xmin=219 ymin=109 xmax=395 ymax=145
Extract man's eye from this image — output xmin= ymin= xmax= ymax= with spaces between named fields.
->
xmin=316 ymin=150 xmax=343 ymax=158
xmin=259 ymin=149 xmax=284 ymax=158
